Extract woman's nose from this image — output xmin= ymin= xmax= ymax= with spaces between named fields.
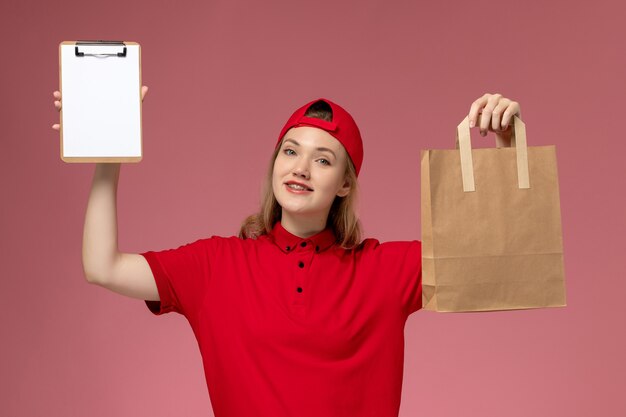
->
xmin=292 ymin=164 xmax=310 ymax=180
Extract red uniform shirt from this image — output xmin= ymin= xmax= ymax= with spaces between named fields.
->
xmin=141 ymin=221 xmax=422 ymax=417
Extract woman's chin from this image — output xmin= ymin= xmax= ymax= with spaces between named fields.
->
xmin=280 ymin=206 xmax=311 ymax=216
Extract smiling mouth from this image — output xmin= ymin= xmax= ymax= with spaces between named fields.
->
xmin=286 ymin=183 xmax=313 ymax=191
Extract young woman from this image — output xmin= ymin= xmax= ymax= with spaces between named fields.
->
xmin=52 ymin=90 xmax=520 ymax=417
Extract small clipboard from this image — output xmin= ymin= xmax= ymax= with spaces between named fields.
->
xmin=58 ymin=40 xmax=143 ymax=162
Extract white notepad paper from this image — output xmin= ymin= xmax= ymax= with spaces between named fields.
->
xmin=59 ymin=41 xmax=142 ymax=162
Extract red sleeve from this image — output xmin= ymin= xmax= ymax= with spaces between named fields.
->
xmin=401 ymin=240 xmax=423 ymax=316
xmin=140 ymin=238 xmax=212 ymax=318
xmin=367 ymin=239 xmax=423 ymax=316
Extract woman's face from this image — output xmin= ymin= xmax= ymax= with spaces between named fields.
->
xmin=272 ymin=126 xmax=350 ymax=228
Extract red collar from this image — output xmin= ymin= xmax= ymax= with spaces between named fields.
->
xmin=269 ymin=221 xmax=337 ymax=254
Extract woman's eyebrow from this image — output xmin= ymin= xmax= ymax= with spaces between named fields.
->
xmin=284 ymin=138 xmax=337 ymax=158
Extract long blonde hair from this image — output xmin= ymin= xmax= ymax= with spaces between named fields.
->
xmin=238 ymin=103 xmax=362 ymax=249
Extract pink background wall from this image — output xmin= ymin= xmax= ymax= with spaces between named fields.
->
xmin=1 ymin=0 xmax=624 ymax=416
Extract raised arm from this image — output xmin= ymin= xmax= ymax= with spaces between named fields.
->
xmin=52 ymin=87 xmax=158 ymax=301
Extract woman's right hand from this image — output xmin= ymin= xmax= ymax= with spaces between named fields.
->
xmin=51 ymin=86 xmax=149 ymax=131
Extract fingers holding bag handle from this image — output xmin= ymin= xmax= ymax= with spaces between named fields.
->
xmin=468 ymin=93 xmax=521 ymax=134
xmin=456 ymin=114 xmax=529 ymax=192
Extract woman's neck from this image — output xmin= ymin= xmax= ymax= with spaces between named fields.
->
xmin=280 ymin=212 xmax=328 ymax=238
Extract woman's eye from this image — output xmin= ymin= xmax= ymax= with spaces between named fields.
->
xmin=318 ymin=159 xmax=330 ymax=166
xmin=284 ymin=149 xmax=296 ymax=155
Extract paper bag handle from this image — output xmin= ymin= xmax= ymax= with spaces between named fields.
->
xmin=455 ymin=114 xmax=530 ymax=192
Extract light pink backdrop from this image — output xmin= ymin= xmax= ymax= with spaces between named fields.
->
xmin=1 ymin=0 xmax=624 ymax=416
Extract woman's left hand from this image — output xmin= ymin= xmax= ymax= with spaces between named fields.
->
xmin=468 ymin=93 xmax=521 ymax=141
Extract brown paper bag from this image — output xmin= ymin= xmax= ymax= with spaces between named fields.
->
xmin=420 ymin=115 xmax=566 ymax=312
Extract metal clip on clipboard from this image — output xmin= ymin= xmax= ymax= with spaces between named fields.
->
xmin=75 ymin=40 xmax=127 ymax=57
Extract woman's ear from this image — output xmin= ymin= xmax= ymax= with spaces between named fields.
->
xmin=336 ymin=178 xmax=351 ymax=198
